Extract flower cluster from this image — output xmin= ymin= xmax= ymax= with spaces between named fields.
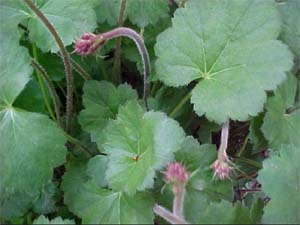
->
xmin=211 ymin=154 xmax=232 ymax=180
xmin=164 ymin=162 xmax=189 ymax=185
xmin=73 ymin=32 xmax=105 ymax=56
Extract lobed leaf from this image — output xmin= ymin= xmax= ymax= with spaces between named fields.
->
xmin=155 ymin=0 xmax=293 ymax=123
xmin=261 ymin=74 xmax=300 ymax=149
xmin=103 ymin=100 xmax=186 ymax=195
xmin=0 ymin=109 xmax=67 ymax=219
xmin=258 ymin=144 xmax=300 ymax=224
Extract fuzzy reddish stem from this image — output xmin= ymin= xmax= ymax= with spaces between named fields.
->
xmin=100 ymin=27 xmax=150 ymax=108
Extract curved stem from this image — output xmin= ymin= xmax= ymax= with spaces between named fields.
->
xmin=169 ymin=91 xmax=192 ymax=118
xmin=31 ymin=59 xmax=62 ymax=128
xmin=100 ymin=27 xmax=150 ymax=109
xmin=218 ymin=120 xmax=230 ymax=159
xmin=112 ymin=0 xmax=127 ymax=83
xmin=70 ymin=58 xmax=92 ymax=80
xmin=25 ymin=0 xmax=73 ymax=134
xmin=32 ymin=44 xmax=56 ymax=121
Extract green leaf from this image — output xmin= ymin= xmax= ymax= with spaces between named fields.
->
xmin=0 ymin=109 xmax=67 ymax=219
xmin=126 ymin=0 xmax=169 ymax=28
xmin=33 ymin=215 xmax=75 ymax=224
xmin=1 ymin=0 xmax=98 ymax=53
xmin=249 ymin=113 xmax=268 ymax=150
xmin=187 ymin=200 xmax=260 ymax=224
xmin=103 ymin=100 xmax=186 ymax=195
xmin=278 ymin=0 xmax=300 ymax=64
xmin=62 ymin=159 xmax=154 ymax=224
xmin=95 ymin=0 xmax=121 ymax=26
xmin=13 ymin=79 xmax=48 ymax=114
xmin=0 ymin=39 xmax=32 ymax=109
xmin=176 ymin=136 xmax=233 ymax=201
xmin=78 ymin=80 xmax=138 ymax=150
xmin=86 ymin=155 xmax=108 ymax=188
xmin=95 ymin=0 xmax=169 ymax=28
xmin=32 ymin=182 xmax=56 ymax=214
xmin=0 ymin=0 xmax=30 ymax=43
xmin=258 ymin=144 xmax=300 ymax=224
xmin=261 ymin=74 xmax=300 ymax=149
xmin=155 ymin=0 xmax=293 ymax=123
xmin=28 ymin=0 xmax=98 ymax=52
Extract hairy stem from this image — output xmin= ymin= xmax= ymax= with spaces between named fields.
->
xmin=31 ymin=59 xmax=62 ymax=128
xmin=100 ymin=27 xmax=150 ymax=108
xmin=112 ymin=0 xmax=127 ymax=83
xmin=32 ymin=44 xmax=56 ymax=121
xmin=218 ymin=120 xmax=230 ymax=159
xmin=173 ymin=186 xmax=185 ymax=218
xmin=71 ymin=58 xmax=92 ymax=80
xmin=153 ymin=204 xmax=189 ymax=224
xmin=25 ymin=0 xmax=73 ymax=133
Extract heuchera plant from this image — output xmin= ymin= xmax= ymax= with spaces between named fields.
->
xmin=0 ymin=0 xmax=299 ymax=224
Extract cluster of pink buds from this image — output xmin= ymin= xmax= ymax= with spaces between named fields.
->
xmin=73 ymin=32 xmax=105 ymax=56
xmin=164 ymin=162 xmax=189 ymax=187
xmin=211 ymin=153 xmax=232 ymax=180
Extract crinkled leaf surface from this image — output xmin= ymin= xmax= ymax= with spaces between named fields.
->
xmin=278 ymin=0 xmax=300 ymax=63
xmin=258 ymin=145 xmax=300 ymax=224
xmin=155 ymin=0 xmax=293 ymax=123
xmin=79 ymin=80 xmax=138 ymax=150
xmin=33 ymin=215 xmax=75 ymax=224
xmin=261 ymin=74 xmax=300 ymax=149
xmin=103 ymin=100 xmax=185 ymax=195
xmin=0 ymin=109 xmax=67 ymax=219
xmin=126 ymin=0 xmax=169 ymax=28
xmin=62 ymin=158 xmax=154 ymax=224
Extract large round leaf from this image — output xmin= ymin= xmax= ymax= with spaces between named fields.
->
xmin=0 ymin=109 xmax=67 ymax=219
xmin=155 ymin=0 xmax=293 ymax=123
xmin=103 ymin=100 xmax=186 ymax=195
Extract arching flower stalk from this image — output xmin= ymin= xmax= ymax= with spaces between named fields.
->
xmin=211 ymin=120 xmax=233 ymax=180
xmin=73 ymin=27 xmax=150 ymax=107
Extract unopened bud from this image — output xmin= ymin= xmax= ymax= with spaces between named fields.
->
xmin=164 ymin=162 xmax=189 ymax=185
xmin=73 ymin=32 xmax=105 ymax=56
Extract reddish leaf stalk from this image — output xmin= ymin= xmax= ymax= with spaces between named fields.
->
xmin=74 ymin=27 xmax=150 ymax=108
xmin=101 ymin=27 xmax=150 ymax=108
xmin=153 ymin=204 xmax=189 ymax=224
xmin=24 ymin=0 xmax=73 ymax=133
xmin=211 ymin=120 xmax=233 ymax=180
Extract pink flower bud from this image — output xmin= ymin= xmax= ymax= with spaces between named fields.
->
xmin=164 ymin=162 xmax=189 ymax=185
xmin=73 ymin=32 xmax=105 ymax=56
xmin=211 ymin=155 xmax=232 ymax=180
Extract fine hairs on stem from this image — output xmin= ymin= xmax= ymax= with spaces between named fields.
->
xmin=100 ymin=27 xmax=151 ymax=109
xmin=24 ymin=0 xmax=73 ymax=134
xmin=31 ymin=59 xmax=62 ymax=128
